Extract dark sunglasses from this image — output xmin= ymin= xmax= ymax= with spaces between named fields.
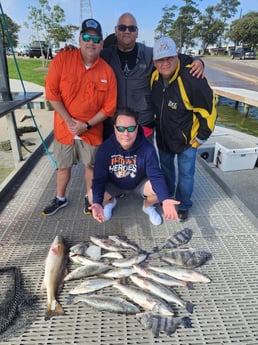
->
xmin=117 ymin=24 xmax=138 ymax=32
xmin=115 ymin=125 xmax=137 ymax=133
xmin=81 ymin=33 xmax=102 ymax=44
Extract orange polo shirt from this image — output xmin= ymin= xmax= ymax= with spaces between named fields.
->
xmin=45 ymin=49 xmax=117 ymax=146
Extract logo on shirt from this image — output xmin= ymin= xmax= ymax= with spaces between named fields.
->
xmin=109 ymin=154 xmax=137 ymax=178
xmin=168 ymin=100 xmax=177 ymax=109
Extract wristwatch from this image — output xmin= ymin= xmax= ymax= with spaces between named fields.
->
xmin=85 ymin=122 xmax=92 ymax=130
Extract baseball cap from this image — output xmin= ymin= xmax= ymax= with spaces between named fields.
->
xmin=153 ymin=36 xmax=177 ymax=60
xmin=81 ymin=18 xmax=103 ymax=39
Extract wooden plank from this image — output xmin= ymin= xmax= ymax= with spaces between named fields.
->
xmin=212 ymin=87 xmax=258 ymax=108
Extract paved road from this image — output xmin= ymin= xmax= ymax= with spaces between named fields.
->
xmin=203 ymin=57 xmax=258 ymax=91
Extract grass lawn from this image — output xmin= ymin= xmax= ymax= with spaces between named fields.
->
xmin=7 ymin=56 xmax=50 ymax=87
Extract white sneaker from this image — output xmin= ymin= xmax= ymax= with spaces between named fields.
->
xmin=103 ymin=198 xmax=117 ymax=221
xmin=142 ymin=204 xmax=162 ymax=226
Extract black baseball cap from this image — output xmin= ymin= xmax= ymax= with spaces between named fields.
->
xmin=81 ymin=18 xmax=103 ymax=39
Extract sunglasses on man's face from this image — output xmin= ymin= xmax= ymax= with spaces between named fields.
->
xmin=81 ymin=33 xmax=102 ymax=44
xmin=117 ymin=24 xmax=138 ymax=33
xmin=115 ymin=125 xmax=137 ymax=133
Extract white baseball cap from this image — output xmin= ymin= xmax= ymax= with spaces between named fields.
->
xmin=153 ymin=36 xmax=177 ymax=60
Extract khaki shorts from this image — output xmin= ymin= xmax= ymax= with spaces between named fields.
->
xmin=54 ymin=139 xmax=98 ymax=169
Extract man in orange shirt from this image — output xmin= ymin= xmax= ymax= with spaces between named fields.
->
xmin=42 ymin=18 xmax=117 ymax=216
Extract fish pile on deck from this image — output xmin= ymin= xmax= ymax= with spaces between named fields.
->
xmin=43 ymin=229 xmax=212 ymax=338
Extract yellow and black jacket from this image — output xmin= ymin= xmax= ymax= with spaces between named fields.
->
xmin=151 ymin=57 xmax=217 ymax=153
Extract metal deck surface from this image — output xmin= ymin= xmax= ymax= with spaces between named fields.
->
xmin=0 ymin=147 xmax=258 ymax=345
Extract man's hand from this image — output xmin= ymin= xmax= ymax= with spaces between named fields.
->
xmin=89 ymin=203 xmax=105 ymax=223
xmin=162 ymin=199 xmax=180 ymax=221
xmin=189 ymin=59 xmax=204 ymax=78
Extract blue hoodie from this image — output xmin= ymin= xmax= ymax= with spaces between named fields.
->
xmin=92 ymin=128 xmax=170 ymax=205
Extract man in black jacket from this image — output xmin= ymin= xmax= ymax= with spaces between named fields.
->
xmin=151 ymin=36 xmax=217 ymax=221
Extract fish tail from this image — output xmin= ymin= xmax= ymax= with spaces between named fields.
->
xmin=186 ymin=282 xmax=194 ymax=290
xmin=45 ymin=301 xmax=64 ymax=321
xmin=66 ymin=294 xmax=75 ymax=305
xmin=186 ymin=301 xmax=194 ymax=314
xmin=181 ymin=316 xmax=192 ymax=328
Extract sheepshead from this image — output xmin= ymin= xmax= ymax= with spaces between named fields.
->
xmin=69 ymin=242 xmax=89 ymax=256
xmin=161 ymin=228 xmax=193 ymax=249
xmin=111 ymin=253 xmax=148 ymax=268
xmin=148 ymin=264 xmax=211 ymax=283
xmin=41 ymin=235 xmax=67 ymax=321
xmin=102 ymin=267 xmax=136 ymax=279
xmin=0 ymin=266 xmax=22 ymax=333
xmin=161 ymin=248 xmax=212 ymax=268
xmin=68 ymin=277 xmax=114 ymax=295
xmin=64 ymin=263 xmax=111 ymax=282
xmin=67 ymin=294 xmax=140 ymax=314
xmin=90 ymin=235 xmax=125 ymax=252
xmin=132 ymin=264 xmax=189 ymax=288
xmin=136 ymin=312 xmax=192 ymax=337
xmin=108 ymin=235 xmax=146 ymax=253
xmin=130 ymin=274 xmax=194 ymax=313
xmin=113 ymin=282 xmax=174 ymax=315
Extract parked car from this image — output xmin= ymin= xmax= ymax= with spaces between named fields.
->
xmin=28 ymin=41 xmax=53 ymax=59
xmin=5 ymin=47 xmax=13 ymax=56
xmin=231 ymin=47 xmax=256 ymax=60
xmin=16 ymin=45 xmax=30 ymax=56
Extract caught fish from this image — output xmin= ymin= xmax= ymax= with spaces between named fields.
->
xmin=69 ymin=253 xmax=102 ymax=266
xmin=101 ymin=252 xmax=124 ymax=259
xmin=102 ymin=267 xmax=136 ymax=278
xmin=130 ymin=274 xmax=194 ymax=313
xmin=90 ymin=236 xmax=124 ymax=252
xmin=64 ymin=263 xmax=111 ymax=282
xmin=67 ymin=277 xmax=114 ymax=295
xmin=0 ymin=266 xmax=22 ymax=333
xmin=41 ymin=235 xmax=67 ymax=321
xmin=69 ymin=242 xmax=89 ymax=256
xmin=67 ymin=294 xmax=140 ymax=314
xmin=112 ymin=253 xmax=148 ymax=268
xmin=108 ymin=235 xmax=146 ymax=253
xmin=161 ymin=248 xmax=212 ymax=268
xmin=113 ymin=282 xmax=174 ymax=315
xmin=133 ymin=264 xmax=189 ymax=288
xmin=136 ymin=312 xmax=192 ymax=337
xmin=161 ymin=228 xmax=193 ymax=249
xmin=148 ymin=264 xmax=211 ymax=283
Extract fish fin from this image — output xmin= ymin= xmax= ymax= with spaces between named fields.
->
xmin=44 ymin=301 xmax=65 ymax=321
xmin=186 ymin=302 xmax=194 ymax=314
xmin=66 ymin=294 xmax=75 ymax=305
xmin=187 ymin=282 xmax=194 ymax=290
xmin=181 ymin=316 xmax=192 ymax=328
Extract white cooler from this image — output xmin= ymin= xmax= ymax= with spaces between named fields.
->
xmin=213 ymin=142 xmax=258 ymax=171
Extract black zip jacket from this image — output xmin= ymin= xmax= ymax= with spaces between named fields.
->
xmin=151 ymin=57 xmax=217 ymax=153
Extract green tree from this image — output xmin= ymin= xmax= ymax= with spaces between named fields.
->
xmin=194 ymin=6 xmax=225 ymax=51
xmin=0 ymin=13 xmax=20 ymax=48
xmin=26 ymin=0 xmax=79 ymax=65
xmin=172 ymin=0 xmax=201 ymax=51
xmin=227 ymin=12 xmax=258 ymax=47
xmin=155 ymin=5 xmax=177 ymax=39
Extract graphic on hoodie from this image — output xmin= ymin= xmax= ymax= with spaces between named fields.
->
xmin=109 ymin=154 xmax=137 ymax=178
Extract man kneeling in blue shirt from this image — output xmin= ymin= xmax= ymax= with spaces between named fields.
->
xmin=88 ymin=107 xmax=180 ymax=225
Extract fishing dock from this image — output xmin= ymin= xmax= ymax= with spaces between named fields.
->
xmin=0 ymin=106 xmax=258 ymax=343
xmin=212 ymin=86 xmax=258 ymax=115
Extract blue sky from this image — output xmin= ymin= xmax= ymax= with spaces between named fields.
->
xmin=0 ymin=0 xmax=257 ymax=46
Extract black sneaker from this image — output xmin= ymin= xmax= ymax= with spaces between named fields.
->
xmin=84 ymin=197 xmax=92 ymax=215
xmin=178 ymin=210 xmax=188 ymax=222
xmin=42 ymin=197 xmax=68 ymax=216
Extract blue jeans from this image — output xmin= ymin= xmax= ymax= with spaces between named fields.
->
xmin=158 ymin=147 xmax=197 ymax=211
